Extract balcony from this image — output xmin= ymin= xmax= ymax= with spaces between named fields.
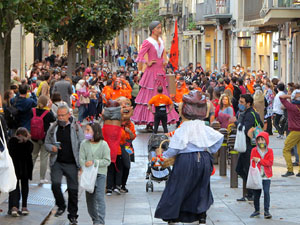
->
xmin=244 ymin=0 xmax=300 ymax=26
xmin=159 ymin=4 xmax=173 ymax=17
xmin=203 ymin=0 xmax=232 ymax=22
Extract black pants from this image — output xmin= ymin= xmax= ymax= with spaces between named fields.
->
xmin=8 ymin=179 xmax=29 ymax=210
xmin=51 ymin=162 xmax=79 ymax=220
xmin=253 ymin=180 xmax=271 ymax=212
xmin=265 ymin=117 xmax=273 ymax=135
xmin=122 ymin=167 xmax=130 ymax=188
xmin=153 ymin=113 xmax=168 ymax=134
xmin=106 ymin=156 xmax=123 ymax=190
xmin=274 ymin=113 xmax=284 ymax=135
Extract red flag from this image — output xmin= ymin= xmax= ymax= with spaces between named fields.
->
xmin=169 ymin=20 xmax=179 ymax=71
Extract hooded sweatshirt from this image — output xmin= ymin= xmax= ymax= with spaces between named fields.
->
xmin=250 ymin=131 xmax=274 ymax=178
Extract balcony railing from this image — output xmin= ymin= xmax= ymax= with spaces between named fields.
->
xmin=204 ymin=0 xmax=231 ymax=16
xmin=245 ymin=0 xmax=300 ymax=21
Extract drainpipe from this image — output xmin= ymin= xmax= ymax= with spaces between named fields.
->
xmin=278 ymin=26 xmax=281 ymax=80
xmin=288 ymin=30 xmax=293 ymax=83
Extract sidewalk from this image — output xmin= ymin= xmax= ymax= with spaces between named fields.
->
xmin=1 ymin=126 xmax=300 ymax=225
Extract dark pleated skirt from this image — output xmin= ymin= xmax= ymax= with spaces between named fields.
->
xmin=155 ymin=151 xmax=214 ymax=223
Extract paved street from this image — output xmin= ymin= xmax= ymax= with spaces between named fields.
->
xmin=1 ymin=125 xmax=300 ymax=225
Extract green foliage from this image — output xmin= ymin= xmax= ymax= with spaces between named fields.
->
xmin=25 ymin=0 xmax=134 ymax=47
xmin=131 ymin=0 xmax=163 ymax=29
xmin=187 ymin=18 xmax=196 ymax=31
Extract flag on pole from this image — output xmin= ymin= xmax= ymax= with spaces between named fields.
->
xmin=169 ymin=20 xmax=179 ymax=71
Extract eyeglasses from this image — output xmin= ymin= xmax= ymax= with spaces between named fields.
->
xmin=57 ymin=113 xmax=69 ymax=118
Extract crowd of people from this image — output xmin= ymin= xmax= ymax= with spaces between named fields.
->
xmin=0 ymin=28 xmax=300 ymax=224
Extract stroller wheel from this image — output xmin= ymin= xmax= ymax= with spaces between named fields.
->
xmin=151 ymin=185 xmax=154 ymax=192
xmin=146 ymin=185 xmax=149 ymax=192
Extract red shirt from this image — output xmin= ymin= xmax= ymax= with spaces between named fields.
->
xmin=280 ymin=98 xmax=300 ymax=131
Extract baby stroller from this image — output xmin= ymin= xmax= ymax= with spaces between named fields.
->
xmin=146 ymin=134 xmax=171 ymax=192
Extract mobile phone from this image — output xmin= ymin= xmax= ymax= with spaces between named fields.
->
xmin=54 ymin=142 xmax=61 ymax=148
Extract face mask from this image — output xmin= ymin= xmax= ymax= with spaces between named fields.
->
xmin=238 ymin=103 xmax=246 ymax=112
xmin=57 ymin=120 xmax=67 ymax=127
xmin=32 ymin=76 xmax=37 ymax=81
xmin=252 ymin=73 xmax=255 ymax=77
xmin=258 ymin=142 xmax=266 ymax=149
xmin=13 ymin=93 xmax=16 ymax=98
xmin=212 ymin=77 xmax=216 ymax=80
xmin=85 ymin=133 xmax=93 ymax=140
xmin=232 ymin=69 xmax=236 ymax=72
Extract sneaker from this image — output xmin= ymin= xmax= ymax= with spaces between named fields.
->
xmin=113 ymin=188 xmax=121 ymax=195
xmin=21 ymin=207 xmax=29 ymax=215
xmin=276 ymin=135 xmax=283 ymax=139
xmin=106 ymin=190 xmax=112 ymax=196
xmin=54 ymin=208 xmax=65 ymax=217
xmin=250 ymin=211 xmax=260 ymax=218
xmin=236 ymin=197 xmax=247 ymax=201
xmin=11 ymin=207 xmax=20 ymax=217
xmin=264 ymin=211 xmax=272 ymax=219
xmin=69 ymin=217 xmax=78 ymax=225
xmin=39 ymin=179 xmax=48 ymax=184
xmin=120 ymin=187 xmax=128 ymax=193
xmin=281 ymin=171 xmax=294 ymax=177
xmin=296 ymin=173 xmax=300 ymax=177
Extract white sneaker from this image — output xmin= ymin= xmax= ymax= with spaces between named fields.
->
xmin=113 ymin=188 xmax=121 ymax=195
xmin=40 ymin=179 xmax=48 ymax=184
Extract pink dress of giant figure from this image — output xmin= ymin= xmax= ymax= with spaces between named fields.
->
xmin=131 ymin=22 xmax=179 ymax=125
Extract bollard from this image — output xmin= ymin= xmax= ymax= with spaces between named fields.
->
xmin=211 ymin=121 xmax=221 ymax=165
xmin=219 ymin=128 xmax=228 ymax=176
xmin=228 ymin=134 xmax=238 ymax=188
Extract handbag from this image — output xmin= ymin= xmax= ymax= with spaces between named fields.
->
xmin=251 ymin=112 xmax=263 ymax=145
xmin=79 ymin=94 xmax=90 ymax=104
xmin=246 ymin=160 xmax=262 ymax=190
xmin=234 ymin=124 xmax=247 ymax=153
xmin=0 ymin=120 xmax=17 ymax=193
xmin=80 ymin=160 xmax=99 ymax=193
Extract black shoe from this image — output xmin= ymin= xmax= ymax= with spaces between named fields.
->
xmin=69 ymin=217 xmax=78 ymax=225
xmin=146 ymin=173 xmax=149 ymax=179
xmin=293 ymin=162 xmax=299 ymax=166
xmin=199 ymin=218 xmax=206 ymax=224
xmin=250 ymin=211 xmax=260 ymax=218
xmin=54 ymin=208 xmax=65 ymax=217
xmin=246 ymin=196 xmax=254 ymax=201
xmin=296 ymin=173 xmax=300 ymax=177
xmin=281 ymin=171 xmax=294 ymax=177
xmin=236 ymin=197 xmax=247 ymax=201
xmin=120 ymin=187 xmax=128 ymax=193
xmin=264 ymin=211 xmax=272 ymax=219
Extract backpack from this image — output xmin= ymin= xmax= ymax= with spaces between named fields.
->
xmin=30 ymin=108 xmax=49 ymax=140
xmin=4 ymin=98 xmax=19 ymax=129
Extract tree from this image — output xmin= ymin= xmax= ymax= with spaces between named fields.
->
xmin=0 ymin=0 xmax=69 ymax=95
xmin=27 ymin=0 xmax=134 ymax=75
xmin=131 ymin=0 xmax=163 ymax=29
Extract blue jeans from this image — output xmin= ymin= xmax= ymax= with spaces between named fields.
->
xmin=253 ymin=180 xmax=271 ymax=212
xmin=86 ymin=174 xmax=106 ymax=225
xmin=78 ymin=104 xmax=88 ymax=122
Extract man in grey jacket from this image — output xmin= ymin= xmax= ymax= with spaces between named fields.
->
xmin=53 ymin=73 xmax=73 ymax=106
xmin=45 ymin=105 xmax=84 ymax=225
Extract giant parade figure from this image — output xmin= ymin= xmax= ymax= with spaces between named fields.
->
xmin=131 ymin=21 xmax=179 ymax=128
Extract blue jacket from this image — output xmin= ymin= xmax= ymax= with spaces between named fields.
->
xmin=11 ymin=93 xmax=37 ymax=130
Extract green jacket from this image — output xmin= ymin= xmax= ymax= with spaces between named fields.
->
xmin=79 ymin=139 xmax=111 ymax=175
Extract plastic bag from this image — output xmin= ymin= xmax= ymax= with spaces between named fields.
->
xmin=246 ymin=160 xmax=262 ymax=190
xmin=80 ymin=161 xmax=99 ymax=193
xmin=0 ymin=120 xmax=17 ymax=193
xmin=234 ymin=125 xmax=247 ymax=153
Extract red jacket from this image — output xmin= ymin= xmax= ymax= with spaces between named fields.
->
xmin=250 ymin=131 xmax=274 ymax=178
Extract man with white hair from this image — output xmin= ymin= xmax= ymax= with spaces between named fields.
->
xmin=45 ymin=105 xmax=84 ymax=225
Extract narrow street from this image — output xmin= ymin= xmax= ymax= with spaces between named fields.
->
xmin=1 ymin=125 xmax=300 ymax=225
